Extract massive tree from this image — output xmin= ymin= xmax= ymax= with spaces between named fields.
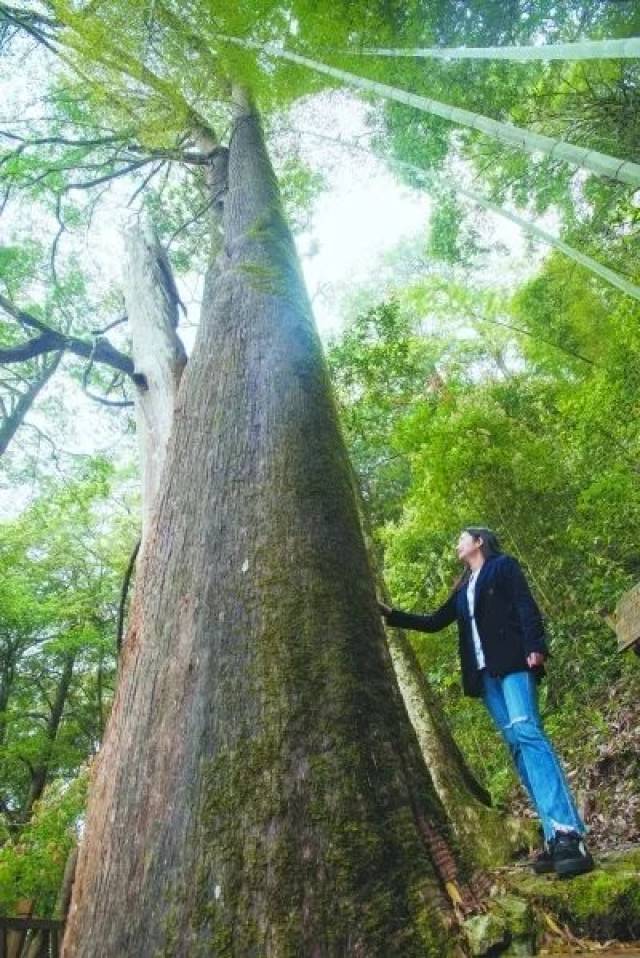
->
xmin=62 ymin=88 xmax=483 ymax=954
xmin=0 ymin=0 xmax=519 ymax=879
xmin=0 ymin=2 xmax=507 ymax=952
xmin=0 ymin=5 xmax=508 ymax=916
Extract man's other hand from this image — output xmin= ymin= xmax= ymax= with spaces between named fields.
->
xmin=527 ymin=652 xmax=546 ymax=668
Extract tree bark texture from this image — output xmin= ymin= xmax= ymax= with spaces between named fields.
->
xmin=62 ymin=99 xmax=477 ymax=957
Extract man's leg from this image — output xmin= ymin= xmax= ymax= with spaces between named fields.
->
xmin=500 ymin=671 xmax=584 ymax=838
xmin=500 ymin=671 xmax=593 ymax=876
xmin=480 ymin=671 xmax=540 ymax=822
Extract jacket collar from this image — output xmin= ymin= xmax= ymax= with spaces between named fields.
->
xmin=468 ymin=553 xmax=498 ymax=604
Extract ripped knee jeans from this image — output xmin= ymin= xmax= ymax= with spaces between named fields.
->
xmin=481 ymin=669 xmax=585 ymax=841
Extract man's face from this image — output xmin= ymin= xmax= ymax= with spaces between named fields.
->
xmin=456 ymin=531 xmax=483 ymax=563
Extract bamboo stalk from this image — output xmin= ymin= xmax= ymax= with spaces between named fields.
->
xmin=290 ymin=125 xmax=640 ymax=303
xmin=218 ymin=35 xmax=640 ymax=188
xmin=341 ymin=37 xmax=640 ymax=61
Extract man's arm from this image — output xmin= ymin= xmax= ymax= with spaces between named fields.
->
xmin=382 ymin=591 xmax=458 ymax=633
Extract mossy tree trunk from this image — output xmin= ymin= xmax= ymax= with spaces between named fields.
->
xmin=386 ymin=629 xmax=529 ymax=867
xmin=62 ymin=92 xmax=481 ymax=957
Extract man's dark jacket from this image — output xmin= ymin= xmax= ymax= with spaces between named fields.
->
xmin=385 ymin=553 xmax=549 ymax=697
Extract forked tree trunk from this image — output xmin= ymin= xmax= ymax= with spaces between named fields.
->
xmin=62 ymin=95 xmax=481 ymax=956
xmin=123 ymin=220 xmax=187 ymax=542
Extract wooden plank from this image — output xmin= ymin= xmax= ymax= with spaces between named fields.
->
xmin=615 ymin=581 xmax=640 ymax=651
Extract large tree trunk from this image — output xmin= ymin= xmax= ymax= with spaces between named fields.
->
xmin=62 ymin=95 xmax=481 ymax=956
xmin=126 ymin=171 xmax=513 ymax=875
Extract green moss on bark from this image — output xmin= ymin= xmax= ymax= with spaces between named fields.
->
xmin=181 ymin=727 xmax=456 ymax=956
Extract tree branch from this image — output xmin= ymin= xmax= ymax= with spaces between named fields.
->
xmin=0 ymin=293 xmax=146 ymax=384
xmin=0 ymin=330 xmax=61 ymax=363
xmin=91 ymin=314 xmax=127 ymax=336
xmin=127 ymin=159 xmax=166 ymax=208
xmin=65 ymin=157 xmax=152 ymax=191
xmin=0 ymin=1 xmax=59 ymax=52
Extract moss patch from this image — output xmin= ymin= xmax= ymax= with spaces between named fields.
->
xmin=502 ymin=848 xmax=640 ymax=942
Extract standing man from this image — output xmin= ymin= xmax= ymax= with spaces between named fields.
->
xmin=379 ymin=526 xmax=594 ymax=878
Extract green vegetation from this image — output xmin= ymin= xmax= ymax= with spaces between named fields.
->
xmin=0 ymin=462 xmax=134 ymax=912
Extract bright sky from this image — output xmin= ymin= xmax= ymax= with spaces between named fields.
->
xmin=270 ymin=93 xmax=426 ymax=335
xmin=301 ymin=166 xmax=431 ymax=335
xmin=279 ymin=94 xmax=541 ymax=337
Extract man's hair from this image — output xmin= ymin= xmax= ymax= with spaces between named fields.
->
xmin=463 ymin=526 xmax=502 ymax=559
xmin=451 ymin=526 xmax=503 ymax=591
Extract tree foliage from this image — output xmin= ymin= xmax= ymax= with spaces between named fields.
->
xmin=0 ymin=460 xmax=135 ymax=911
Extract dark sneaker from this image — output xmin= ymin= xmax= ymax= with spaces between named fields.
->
xmin=531 ymin=842 xmax=555 ymax=874
xmin=552 ymin=831 xmax=594 ymax=878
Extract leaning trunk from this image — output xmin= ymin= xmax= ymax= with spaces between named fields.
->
xmin=62 ymin=95 xmax=481 ymax=957
xmin=0 ymin=352 xmax=62 ymax=457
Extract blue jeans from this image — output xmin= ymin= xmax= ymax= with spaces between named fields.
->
xmin=481 ymin=670 xmax=585 ymax=842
